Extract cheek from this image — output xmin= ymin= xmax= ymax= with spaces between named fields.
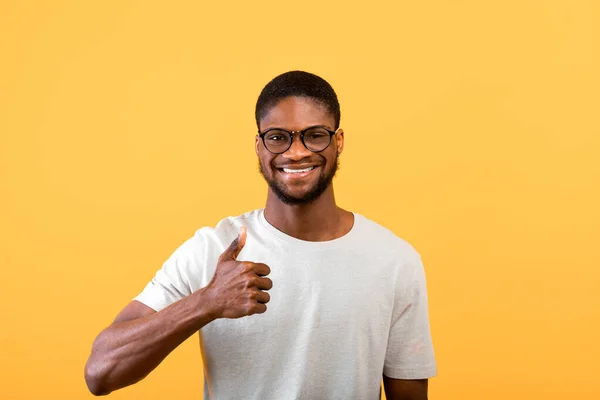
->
xmin=323 ymin=150 xmax=337 ymax=166
xmin=259 ymin=154 xmax=277 ymax=171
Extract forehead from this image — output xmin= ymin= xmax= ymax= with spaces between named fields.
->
xmin=260 ymin=96 xmax=335 ymax=131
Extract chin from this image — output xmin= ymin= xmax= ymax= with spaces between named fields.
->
xmin=272 ymin=182 xmax=331 ymax=206
xmin=259 ymin=158 xmax=338 ymax=205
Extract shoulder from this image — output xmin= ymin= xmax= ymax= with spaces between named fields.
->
xmin=166 ymin=209 xmax=261 ymax=268
xmin=192 ymin=209 xmax=263 ymax=250
xmin=354 ymin=214 xmax=428 ymax=296
xmin=354 ymin=213 xmax=422 ymax=266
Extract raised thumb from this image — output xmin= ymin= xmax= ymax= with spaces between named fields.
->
xmin=224 ymin=226 xmax=247 ymax=260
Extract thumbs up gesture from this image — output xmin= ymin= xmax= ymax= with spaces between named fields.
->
xmin=205 ymin=227 xmax=273 ymax=319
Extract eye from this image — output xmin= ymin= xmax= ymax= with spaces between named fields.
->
xmin=304 ymin=129 xmax=330 ymax=142
xmin=306 ymin=132 xmax=328 ymax=139
xmin=264 ymin=130 xmax=290 ymax=143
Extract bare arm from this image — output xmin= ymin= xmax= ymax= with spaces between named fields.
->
xmin=84 ymin=227 xmax=272 ymax=396
xmin=84 ymin=291 xmax=215 ymax=396
xmin=383 ymin=375 xmax=428 ymax=400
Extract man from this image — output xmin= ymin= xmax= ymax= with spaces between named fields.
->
xmin=84 ymin=71 xmax=437 ymax=399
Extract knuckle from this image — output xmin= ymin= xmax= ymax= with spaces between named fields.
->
xmin=240 ymin=261 xmax=253 ymax=274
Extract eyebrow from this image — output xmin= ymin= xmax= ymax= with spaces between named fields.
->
xmin=259 ymin=124 xmax=330 ymax=133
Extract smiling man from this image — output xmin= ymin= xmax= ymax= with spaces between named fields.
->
xmin=84 ymin=71 xmax=437 ymax=399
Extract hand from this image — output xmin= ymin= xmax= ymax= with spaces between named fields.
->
xmin=205 ymin=227 xmax=273 ymax=319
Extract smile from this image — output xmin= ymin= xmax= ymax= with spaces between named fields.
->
xmin=283 ymin=166 xmax=315 ymax=174
xmin=277 ymin=165 xmax=319 ymax=179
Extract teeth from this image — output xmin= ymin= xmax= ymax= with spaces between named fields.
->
xmin=283 ymin=166 xmax=315 ymax=174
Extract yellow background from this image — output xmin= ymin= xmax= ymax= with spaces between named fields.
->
xmin=1 ymin=1 xmax=599 ymax=399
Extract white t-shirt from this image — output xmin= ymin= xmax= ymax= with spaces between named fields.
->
xmin=135 ymin=209 xmax=436 ymax=400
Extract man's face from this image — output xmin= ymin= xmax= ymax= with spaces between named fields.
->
xmin=256 ymin=96 xmax=344 ymax=205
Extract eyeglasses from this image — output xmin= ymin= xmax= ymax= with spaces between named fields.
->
xmin=258 ymin=126 xmax=338 ymax=154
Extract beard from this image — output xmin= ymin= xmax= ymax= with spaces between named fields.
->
xmin=258 ymin=153 xmax=340 ymax=206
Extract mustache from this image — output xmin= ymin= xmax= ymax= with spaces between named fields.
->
xmin=276 ymin=156 xmax=324 ymax=166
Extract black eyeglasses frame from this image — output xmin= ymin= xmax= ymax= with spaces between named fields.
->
xmin=257 ymin=126 xmax=339 ymax=154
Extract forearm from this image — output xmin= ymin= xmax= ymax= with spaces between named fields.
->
xmin=85 ymin=288 xmax=215 ymax=396
xmin=382 ymin=376 xmax=428 ymax=400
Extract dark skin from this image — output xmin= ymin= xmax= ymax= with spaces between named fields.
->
xmin=84 ymin=230 xmax=271 ymax=395
xmin=255 ymin=96 xmax=353 ymax=241
xmin=383 ymin=375 xmax=429 ymax=400
xmin=84 ymin=96 xmax=428 ymax=399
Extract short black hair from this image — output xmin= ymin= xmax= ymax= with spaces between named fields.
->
xmin=255 ymin=71 xmax=341 ymax=130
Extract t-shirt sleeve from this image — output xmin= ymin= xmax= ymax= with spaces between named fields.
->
xmin=384 ymin=252 xmax=437 ymax=379
xmin=133 ymin=231 xmax=208 ymax=312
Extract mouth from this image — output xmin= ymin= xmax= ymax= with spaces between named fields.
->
xmin=277 ymin=165 xmax=318 ymax=179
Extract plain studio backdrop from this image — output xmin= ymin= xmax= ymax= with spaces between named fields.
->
xmin=1 ymin=1 xmax=599 ymax=399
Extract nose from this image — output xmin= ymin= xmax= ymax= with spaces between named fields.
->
xmin=282 ymin=134 xmax=312 ymax=160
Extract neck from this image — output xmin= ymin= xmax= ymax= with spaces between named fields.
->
xmin=264 ymin=185 xmax=344 ymax=241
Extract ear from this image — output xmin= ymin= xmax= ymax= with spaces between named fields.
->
xmin=335 ymin=129 xmax=344 ymax=155
xmin=255 ymin=135 xmax=260 ymax=156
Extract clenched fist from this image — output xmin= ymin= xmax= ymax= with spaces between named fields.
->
xmin=205 ymin=227 xmax=273 ymax=319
